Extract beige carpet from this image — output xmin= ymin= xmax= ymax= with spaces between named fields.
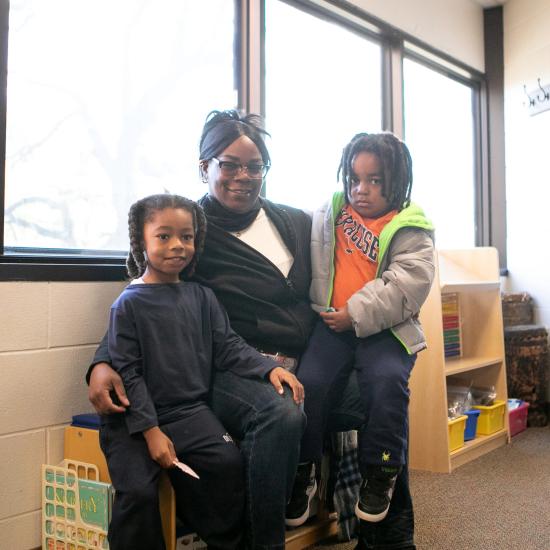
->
xmin=308 ymin=425 xmax=550 ymax=549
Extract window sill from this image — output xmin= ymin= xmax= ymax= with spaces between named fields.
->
xmin=0 ymin=256 xmax=127 ymax=281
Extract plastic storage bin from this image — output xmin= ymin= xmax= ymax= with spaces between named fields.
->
xmin=448 ymin=415 xmax=467 ymax=452
xmin=509 ymin=400 xmax=530 ymax=437
xmin=463 ymin=409 xmax=480 ymax=441
xmin=472 ymin=399 xmax=506 ymax=435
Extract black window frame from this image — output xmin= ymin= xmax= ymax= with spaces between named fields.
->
xmin=0 ymin=0 xmax=506 ymax=281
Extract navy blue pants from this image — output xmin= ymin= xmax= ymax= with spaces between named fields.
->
xmin=298 ymin=320 xmax=416 ymax=472
xmin=330 ymin=370 xmax=416 ymax=549
xmin=100 ymin=408 xmax=244 ymax=550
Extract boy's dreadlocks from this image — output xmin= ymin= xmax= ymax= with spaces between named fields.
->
xmin=338 ymin=132 xmax=413 ymax=211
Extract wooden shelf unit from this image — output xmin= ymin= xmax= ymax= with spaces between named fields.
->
xmin=408 ymin=247 xmax=510 ymax=473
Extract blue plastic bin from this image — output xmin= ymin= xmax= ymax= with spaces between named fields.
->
xmin=463 ymin=409 xmax=480 ymax=441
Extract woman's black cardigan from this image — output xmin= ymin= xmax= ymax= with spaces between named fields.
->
xmin=193 ymin=199 xmax=316 ymax=358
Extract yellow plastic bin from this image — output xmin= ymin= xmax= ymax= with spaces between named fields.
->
xmin=448 ymin=415 xmax=467 ymax=452
xmin=472 ymin=400 xmax=506 ymax=435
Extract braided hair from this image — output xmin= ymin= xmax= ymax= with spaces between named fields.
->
xmin=126 ymin=194 xmax=207 ymax=280
xmin=199 ymin=110 xmax=271 ymax=177
xmin=338 ymin=132 xmax=413 ymax=211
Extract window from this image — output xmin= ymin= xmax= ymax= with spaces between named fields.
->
xmin=264 ymin=0 xmax=382 ymax=212
xmin=0 ymin=0 xmax=499 ymax=279
xmin=4 ymin=0 xmax=237 ymax=256
xmin=403 ymin=57 xmax=477 ymax=248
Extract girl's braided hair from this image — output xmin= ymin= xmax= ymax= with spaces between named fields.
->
xmin=338 ymin=132 xmax=413 ymax=211
xmin=126 ymin=194 xmax=207 ymax=280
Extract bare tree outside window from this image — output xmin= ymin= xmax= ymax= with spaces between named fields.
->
xmin=5 ymin=0 xmax=237 ymax=254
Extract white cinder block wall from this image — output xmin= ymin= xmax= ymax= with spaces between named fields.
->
xmin=0 ymin=281 xmax=125 ymax=549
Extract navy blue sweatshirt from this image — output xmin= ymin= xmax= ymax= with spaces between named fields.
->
xmin=108 ymin=281 xmax=276 ymax=434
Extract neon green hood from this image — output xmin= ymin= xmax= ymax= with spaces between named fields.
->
xmin=329 ymin=191 xmax=435 ymax=277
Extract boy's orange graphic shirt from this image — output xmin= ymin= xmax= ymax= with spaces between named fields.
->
xmin=331 ymin=205 xmax=397 ymax=309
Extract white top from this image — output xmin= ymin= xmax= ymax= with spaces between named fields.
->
xmin=230 ymin=208 xmax=294 ymax=277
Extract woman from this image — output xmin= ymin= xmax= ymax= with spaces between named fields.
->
xmin=88 ymin=110 xmax=415 ymax=550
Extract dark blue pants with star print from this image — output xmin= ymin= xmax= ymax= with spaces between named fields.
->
xmin=297 ymin=319 xmax=416 ymax=472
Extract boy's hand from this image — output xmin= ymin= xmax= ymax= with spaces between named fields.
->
xmin=320 ymin=306 xmax=353 ymax=332
xmin=143 ymin=427 xmax=176 ymax=468
xmin=89 ymin=363 xmax=130 ymax=414
xmin=268 ymin=367 xmax=305 ymax=405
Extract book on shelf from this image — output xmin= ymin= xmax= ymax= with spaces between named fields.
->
xmin=441 ymin=293 xmax=462 ymax=358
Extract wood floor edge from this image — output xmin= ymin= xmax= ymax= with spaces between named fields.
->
xmin=285 ymin=515 xmax=339 ymax=549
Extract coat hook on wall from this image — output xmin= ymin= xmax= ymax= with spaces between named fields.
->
xmin=524 ymin=78 xmax=550 ymax=116
xmin=537 ymin=78 xmax=550 ymax=102
xmin=523 ymin=85 xmax=535 ymax=107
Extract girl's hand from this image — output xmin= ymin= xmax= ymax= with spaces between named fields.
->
xmin=268 ymin=367 xmax=305 ymax=405
xmin=89 ymin=363 xmax=130 ymax=414
xmin=143 ymin=427 xmax=176 ymax=468
xmin=320 ymin=306 xmax=353 ymax=332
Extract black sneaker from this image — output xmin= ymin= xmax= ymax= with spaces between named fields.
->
xmin=355 ymin=466 xmax=400 ymax=523
xmin=285 ymin=462 xmax=317 ymax=527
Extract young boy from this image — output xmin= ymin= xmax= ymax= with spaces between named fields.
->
xmin=286 ymin=132 xmax=435 ymax=527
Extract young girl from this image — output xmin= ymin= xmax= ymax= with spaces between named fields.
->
xmin=286 ymin=132 xmax=435 ymax=527
xmin=101 ymin=193 xmax=283 ymax=550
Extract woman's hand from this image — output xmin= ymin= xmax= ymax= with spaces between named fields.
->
xmin=268 ymin=367 xmax=304 ymax=405
xmin=88 ymin=363 xmax=130 ymax=414
xmin=320 ymin=306 xmax=353 ymax=332
xmin=143 ymin=427 xmax=176 ymax=469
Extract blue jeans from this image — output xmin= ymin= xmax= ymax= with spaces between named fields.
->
xmin=210 ymin=369 xmax=306 ymax=550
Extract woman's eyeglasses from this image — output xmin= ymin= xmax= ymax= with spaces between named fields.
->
xmin=211 ymin=157 xmax=270 ymax=178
